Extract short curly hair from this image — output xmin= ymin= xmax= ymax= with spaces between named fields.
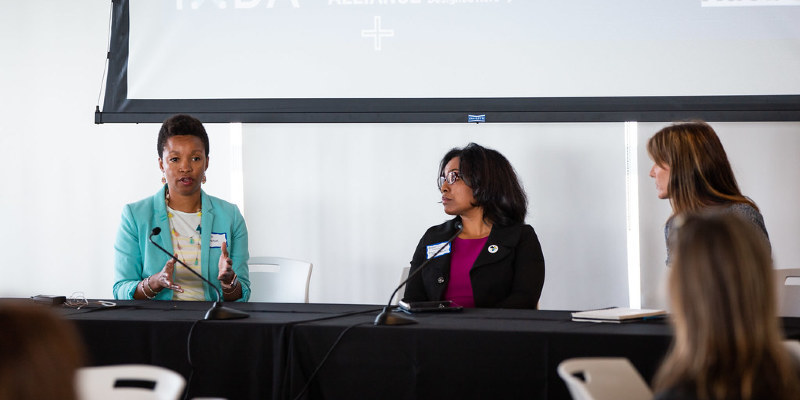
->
xmin=156 ymin=114 xmax=210 ymax=158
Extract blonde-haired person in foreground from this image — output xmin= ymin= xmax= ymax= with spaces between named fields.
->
xmin=0 ymin=301 xmax=85 ymax=400
xmin=653 ymin=213 xmax=800 ymax=400
xmin=646 ymin=121 xmax=769 ymax=265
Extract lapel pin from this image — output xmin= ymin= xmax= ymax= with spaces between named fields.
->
xmin=488 ymin=245 xmax=498 ymax=254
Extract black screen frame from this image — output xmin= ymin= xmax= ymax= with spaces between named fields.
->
xmin=97 ymin=0 xmax=800 ymax=124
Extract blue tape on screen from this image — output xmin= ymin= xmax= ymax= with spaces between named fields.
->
xmin=468 ymin=114 xmax=486 ymax=123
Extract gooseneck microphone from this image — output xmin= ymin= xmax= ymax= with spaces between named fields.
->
xmin=149 ymin=227 xmax=248 ymax=320
xmin=374 ymin=222 xmax=463 ymax=326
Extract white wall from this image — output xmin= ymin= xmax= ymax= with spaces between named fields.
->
xmin=242 ymin=123 xmax=629 ymax=309
xmin=1 ymin=1 xmax=799 ymax=311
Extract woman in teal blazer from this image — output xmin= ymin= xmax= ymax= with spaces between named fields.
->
xmin=113 ymin=114 xmax=250 ymax=302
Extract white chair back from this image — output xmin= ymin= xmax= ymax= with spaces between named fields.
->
xmin=785 ymin=340 xmax=800 ymax=363
xmin=76 ymin=364 xmax=185 ymax=400
xmin=392 ymin=266 xmax=411 ymax=305
xmin=248 ymin=256 xmax=313 ymax=303
xmin=775 ymin=267 xmax=800 ymax=317
xmin=557 ymin=357 xmax=653 ymax=400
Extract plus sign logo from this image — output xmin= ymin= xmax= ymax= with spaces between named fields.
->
xmin=361 ymin=16 xmax=394 ymax=51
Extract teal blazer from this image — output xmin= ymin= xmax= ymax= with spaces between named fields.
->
xmin=113 ymin=186 xmax=250 ymax=301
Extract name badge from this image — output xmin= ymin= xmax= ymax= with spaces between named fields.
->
xmin=426 ymin=242 xmax=451 ymax=260
xmin=210 ymin=232 xmax=227 ymax=248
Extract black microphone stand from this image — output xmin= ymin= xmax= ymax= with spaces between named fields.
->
xmin=374 ymin=223 xmax=463 ymax=326
xmin=149 ymin=228 xmax=248 ymax=320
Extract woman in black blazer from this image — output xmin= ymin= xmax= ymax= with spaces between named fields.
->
xmin=402 ymin=143 xmax=545 ymax=309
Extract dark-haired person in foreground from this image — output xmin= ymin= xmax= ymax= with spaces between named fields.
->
xmin=653 ymin=212 xmax=800 ymax=400
xmin=402 ymin=143 xmax=545 ymax=309
xmin=113 ymin=114 xmax=250 ymax=301
xmin=0 ymin=301 xmax=85 ymax=400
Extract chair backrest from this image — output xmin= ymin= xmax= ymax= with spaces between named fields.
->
xmin=392 ymin=266 xmax=411 ymax=305
xmin=248 ymin=256 xmax=313 ymax=303
xmin=775 ymin=268 xmax=800 ymax=317
xmin=557 ymin=357 xmax=653 ymax=400
xmin=785 ymin=340 xmax=800 ymax=363
xmin=76 ymin=364 xmax=185 ymax=400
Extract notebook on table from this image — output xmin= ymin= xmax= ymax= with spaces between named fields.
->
xmin=571 ymin=307 xmax=667 ymax=323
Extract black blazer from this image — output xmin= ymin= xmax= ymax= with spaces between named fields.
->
xmin=402 ymin=217 xmax=545 ymax=309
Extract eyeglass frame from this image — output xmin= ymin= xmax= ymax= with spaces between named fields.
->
xmin=437 ymin=170 xmax=462 ymax=189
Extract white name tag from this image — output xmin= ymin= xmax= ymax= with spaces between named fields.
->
xmin=426 ymin=242 xmax=451 ymax=260
xmin=210 ymin=232 xmax=227 ymax=248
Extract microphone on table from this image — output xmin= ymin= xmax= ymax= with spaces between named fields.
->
xmin=148 ymin=227 xmax=248 ymax=320
xmin=374 ymin=222 xmax=463 ymax=326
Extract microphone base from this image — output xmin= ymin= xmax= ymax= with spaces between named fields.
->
xmin=374 ymin=309 xmax=417 ymax=326
xmin=204 ymin=302 xmax=249 ymax=320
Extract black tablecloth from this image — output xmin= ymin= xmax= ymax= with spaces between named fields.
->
xmin=56 ymin=300 xmax=800 ymax=400
xmin=63 ymin=301 xmax=380 ymax=400
xmin=284 ymin=309 xmax=675 ymax=400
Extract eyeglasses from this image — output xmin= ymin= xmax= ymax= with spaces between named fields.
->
xmin=438 ymin=170 xmax=461 ymax=189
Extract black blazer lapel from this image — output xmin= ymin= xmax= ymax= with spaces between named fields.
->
xmin=472 ymin=223 xmax=521 ymax=271
xmin=419 ymin=218 xmax=461 ymax=301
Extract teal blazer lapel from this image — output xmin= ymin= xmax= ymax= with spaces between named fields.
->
xmin=200 ymin=190 xmax=214 ymax=281
xmin=153 ymin=185 xmax=173 ymax=256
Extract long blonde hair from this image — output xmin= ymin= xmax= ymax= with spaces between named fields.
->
xmin=646 ymin=121 xmax=757 ymax=215
xmin=654 ymin=213 xmax=799 ymax=400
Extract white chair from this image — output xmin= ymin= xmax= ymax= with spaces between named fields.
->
xmin=775 ymin=267 xmax=800 ymax=317
xmin=785 ymin=340 xmax=800 ymax=363
xmin=557 ymin=357 xmax=653 ymax=400
xmin=76 ymin=364 xmax=185 ymax=400
xmin=392 ymin=266 xmax=411 ymax=305
xmin=247 ymin=256 xmax=313 ymax=303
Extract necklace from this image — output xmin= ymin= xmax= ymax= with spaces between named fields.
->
xmin=165 ymin=189 xmax=202 ymax=267
xmin=165 ymin=189 xmax=202 ymax=214
xmin=167 ymin=208 xmax=202 ymax=266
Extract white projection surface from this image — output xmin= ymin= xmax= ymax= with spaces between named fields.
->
xmin=126 ymin=0 xmax=800 ymax=100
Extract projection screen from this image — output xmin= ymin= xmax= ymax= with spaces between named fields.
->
xmin=98 ymin=0 xmax=800 ymax=123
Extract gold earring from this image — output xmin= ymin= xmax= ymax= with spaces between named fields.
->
xmin=161 ymin=175 xmax=166 ymax=185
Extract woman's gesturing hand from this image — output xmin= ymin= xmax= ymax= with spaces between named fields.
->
xmin=218 ymin=242 xmax=235 ymax=285
xmin=156 ymin=256 xmax=183 ymax=293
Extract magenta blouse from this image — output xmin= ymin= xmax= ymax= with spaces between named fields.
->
xmin=443 ymin=236 xmax=488 ymax=308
